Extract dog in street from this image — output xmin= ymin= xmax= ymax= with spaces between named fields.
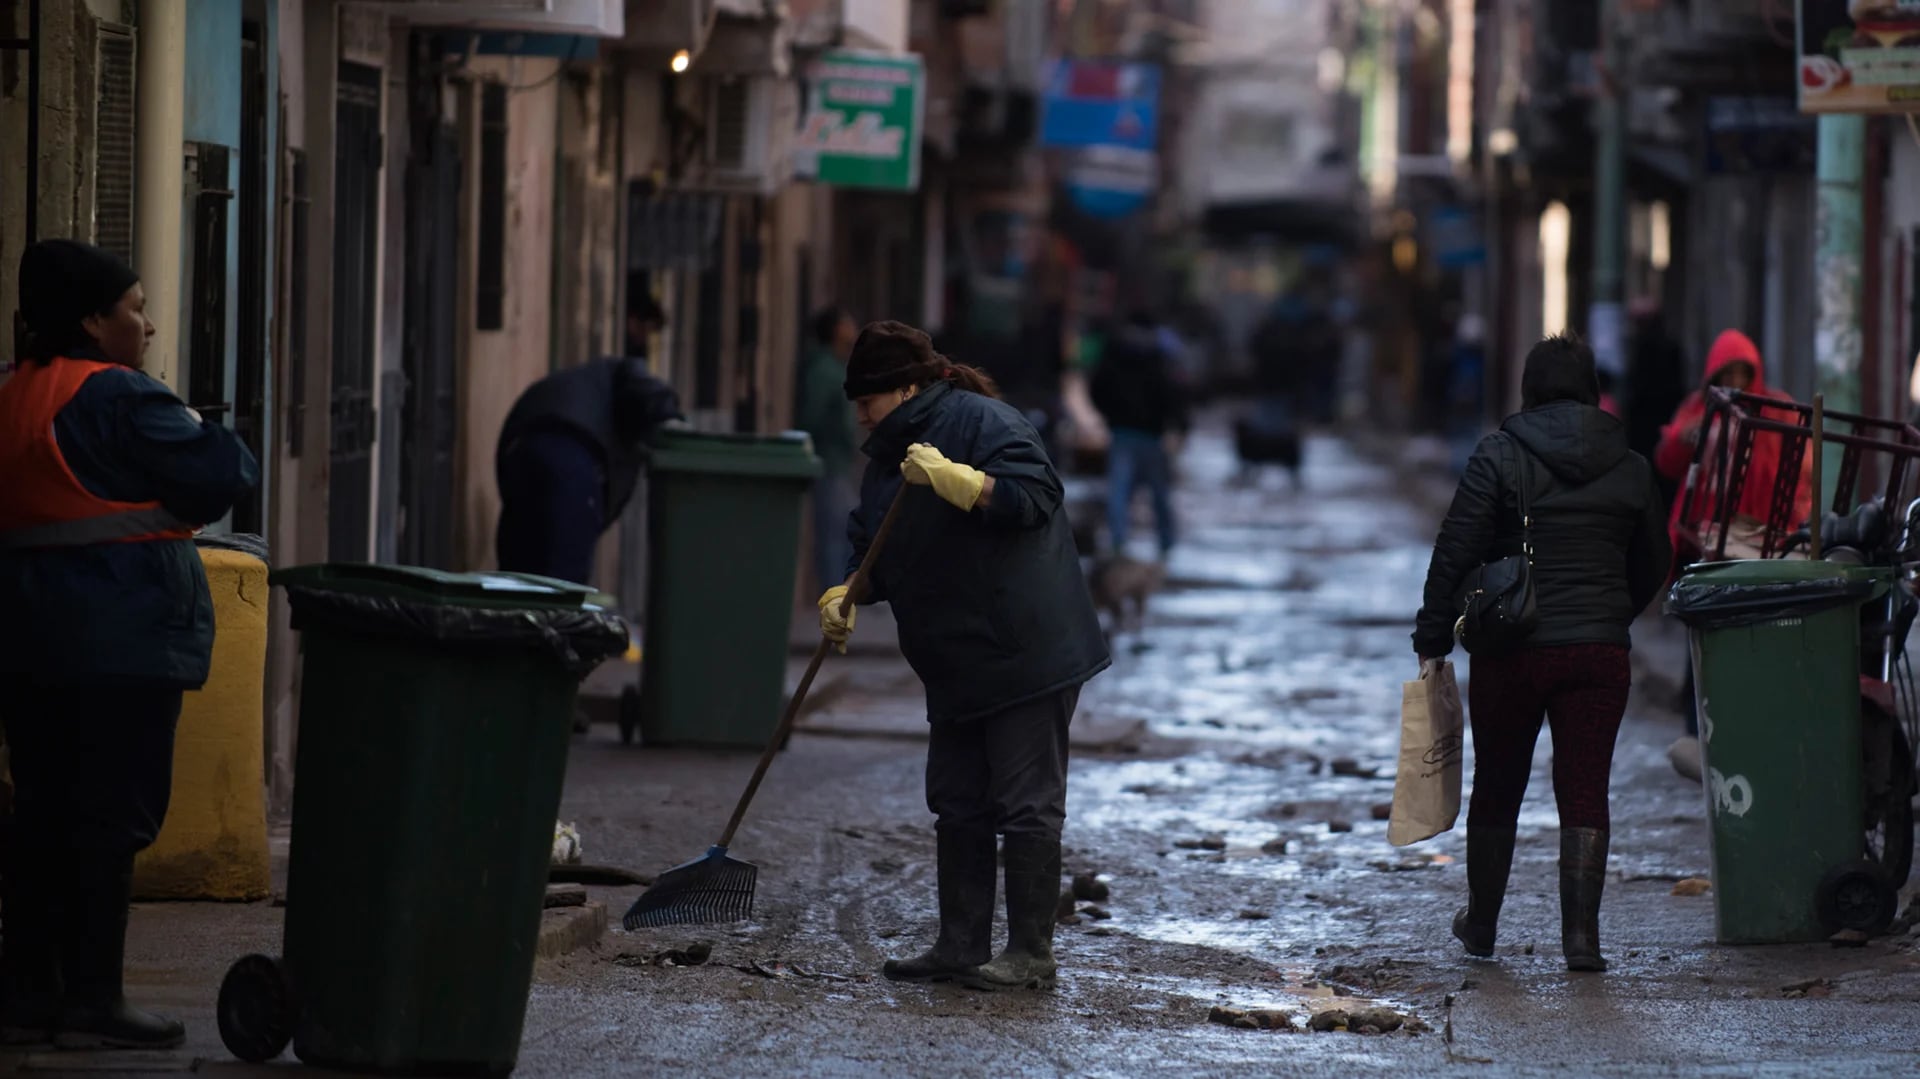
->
xmin=1088 ymin=555 xmax=1165 ymax=640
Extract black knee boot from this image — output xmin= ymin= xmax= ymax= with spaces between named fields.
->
xmin=1451 ymin=826 xmax=1517 ymax=958
xmin=883 ymin=826 xmax=996 ymax=983
xmin=0 ymin=834 xmax=61 ymax=1045
xmin=1559 ymin=828 xmax=1609 ymax=973
xmin=54 ymin=856 xmax=185 ymax=1050
xmin=961 ymin=834 xmax=1059 ymax=992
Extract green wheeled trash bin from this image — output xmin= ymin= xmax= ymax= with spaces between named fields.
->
xmin=216 ymin=565 xmax=629 ymax=1075
xmin=633 ymin=429 xmax=819 ymax=748
xmin=1667 ymin=560 xmax=1896 ymax=943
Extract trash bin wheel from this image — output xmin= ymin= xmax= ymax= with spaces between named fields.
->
xmin=1814 ymin=861 xmax=1899 ymax=937
xmin=619 ymin=685 xmax=641 ymax=745
xmin=218 ymin=953 xmax=296 ymax=1063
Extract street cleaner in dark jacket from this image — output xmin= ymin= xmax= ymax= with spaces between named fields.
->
xmin=1414 ymin=334 xmax=1669 ymax=974
xmin=494 ymin=356 xmax=683 ymax=583
xmin=0 ymin=240 xmax=258 ymax=1049
xmin=820 ymin=321 xmax=1109 ymax=991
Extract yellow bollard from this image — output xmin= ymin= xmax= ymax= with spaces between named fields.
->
xmin=132 ymin=548 xmax=271 ymax=900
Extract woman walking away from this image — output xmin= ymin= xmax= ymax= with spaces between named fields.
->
xmin=1413 ymin=334 xmax=1670 ymax=972
xmin=0 ymin=241 xmax=258 ymax=1047
xmin=820 ymin=321 xmax=1109 ymax=991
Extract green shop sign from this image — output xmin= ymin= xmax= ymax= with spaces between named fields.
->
xmin=795 ymin=50 xmax=924 ymax=192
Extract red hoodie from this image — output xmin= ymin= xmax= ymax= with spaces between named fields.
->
xmin=1657 ymin=329 xmax=1812 ymax=560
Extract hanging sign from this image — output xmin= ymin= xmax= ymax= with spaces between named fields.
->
xmin=1798 ymin=1 xmax=1920 ymax=113
xmin=794 ymin=50 xmax=925 ymax=192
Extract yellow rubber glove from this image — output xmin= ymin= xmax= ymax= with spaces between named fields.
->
xmin=818 ymin=584 xmax=855 ymax=653
xmin=901 ymin=442 xmax=986 ymax=511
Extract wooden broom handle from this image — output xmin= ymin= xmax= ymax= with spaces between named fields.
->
xmin=716 ymin=483 xmax=912 ymax=849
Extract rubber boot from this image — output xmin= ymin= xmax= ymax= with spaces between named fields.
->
xmin=961 ymin=834 xmax=1060 ymax=992
xmin=0 ymin=834 xmax=61 ymax=1046
xmin=1559 ymin=827 xmax=1609 ymax=973
xmin=882 ymin=826 xmax=996 ymax=983
xmin=1450 ymin=826 xmax=1517 ymax=958
xmin=53 ymin=856 xmax=185 ymax=1050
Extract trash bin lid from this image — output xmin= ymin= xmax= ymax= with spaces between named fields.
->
xmin=1668 ymin=559 xmax=1886 ymax=629
xmin=1679 ymin=559 xmax=1869 ymax=586
xmin=269 ymin=563 xmax=610 ymax=611
xmin=648 ymin=428 xmax=822 ymax=480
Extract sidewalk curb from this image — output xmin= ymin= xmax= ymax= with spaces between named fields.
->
xmin=537 ymin=900 xmax=608 ymax=960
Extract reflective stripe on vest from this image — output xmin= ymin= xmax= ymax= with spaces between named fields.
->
xmin=0 ymin=358 xmax=200 ymax=551
xmin=0 ymin=504 xmax=195 ymax=551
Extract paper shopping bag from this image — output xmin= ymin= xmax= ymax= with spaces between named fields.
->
xmin=1388 ymin=660 xmax=1464 ymax=846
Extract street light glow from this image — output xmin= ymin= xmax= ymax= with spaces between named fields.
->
xmin=671 ymin=49 xmax=691 ymax=74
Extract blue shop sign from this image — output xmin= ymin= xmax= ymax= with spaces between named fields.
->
xmin=1041 ymin=60 xmax=1161 ymax=151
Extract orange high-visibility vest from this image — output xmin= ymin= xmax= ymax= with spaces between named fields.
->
xmin=0 ymin=358 xmax=196 ymax=550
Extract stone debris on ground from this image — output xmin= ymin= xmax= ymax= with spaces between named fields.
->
xmin=1370 ymin=803 xmax=1394 ymax=821
xmin=616 ymin=942 xmax=713 ymax=968
xmin=1782 ymin=978 xmax=1834 ymax=999
xmin=1261 ymin=837 xmax=1291 ymax=855
xmin=1327 ymin=820 xmax=1354 ymax=834
xmin=1072 ymin=873 xmax=1111 ymax=902
xmin=1671 ymin=877 xmax=1712 ymax=897
xmin=1306 ymin=1006 xmax=1425 ymax=1035
xmin=1329 ymin=758 xmax=1380 ymax=779
xmin=1175 ymin=834 xmax=1229 ymax=851
xmin=1207 ymin=1005 xmax=1297 ymax=1032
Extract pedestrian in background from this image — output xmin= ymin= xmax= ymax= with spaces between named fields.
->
xmin=1415 ymin=333 xmax=1670 ymax=973
xmin=820 ymin=321 xmax=1108 ymax=992
xmin=1652 ymin=329 xmax=1811 ymax=757
xmin=1091 ymin=308 xmax=1189 ymax=560
xmin=795 ymin=305 xmax=861 ymax=592
xmin=494 ymin=356 xmax=683 ymax=586
xmin=0 ymin=240 xmax=259 ymax=1049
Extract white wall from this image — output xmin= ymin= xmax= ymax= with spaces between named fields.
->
xmin=1180 ymin=0 xmax=1343 ymax=212
xmin=841 ymin=0 xmax=908 ymax=52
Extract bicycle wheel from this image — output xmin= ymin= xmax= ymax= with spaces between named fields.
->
xmin=1864 ymin=715 xmax=1915 ymax=887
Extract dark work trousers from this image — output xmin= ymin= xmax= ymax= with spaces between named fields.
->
xmin=495 ymin=430 xmax=606 ymax=586
xmin=925 ymin=687 xmax=1079 ymax=841
xmin=5 ymin=682 xmax=183 ymax=861
xmin=1465 ymin=645 xmax=1630 ymax=831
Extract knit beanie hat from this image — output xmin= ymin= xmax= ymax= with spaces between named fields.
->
xmin=843 ymin=320 xmax=948 ymax=400
xmin=18 ymin=239 xmax=140 ymax=338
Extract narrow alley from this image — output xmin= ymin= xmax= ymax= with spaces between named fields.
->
xmin=514 ymin=426 xmax=1919 ymax=1077
xmin=76 ymin=423 xmax=1916 ymax=1077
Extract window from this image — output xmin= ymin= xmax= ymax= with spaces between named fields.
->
xmin=476 ymin=82 xmax=508 ymax=331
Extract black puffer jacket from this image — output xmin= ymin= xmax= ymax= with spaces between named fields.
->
xmin=496 ymin=357 xmax=682 ymax=528
xmin=849 ymin=382 xmax=1110 ymax=723
xmin=1090 ymin=324 xmax=1188 ymax=436
xmin=1414 ymin=402 xmax=1670 ymax=657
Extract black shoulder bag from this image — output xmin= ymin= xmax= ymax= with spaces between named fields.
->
xmin=1453 ymin=437 xmax=1538 ymax=655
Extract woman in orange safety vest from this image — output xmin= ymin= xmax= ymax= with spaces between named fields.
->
xmin=0 ymin=240 xmax=256 ymax=1050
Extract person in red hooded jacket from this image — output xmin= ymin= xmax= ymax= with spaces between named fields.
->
xmin=1654 ymin=329 xmax=1812 ymax=566
xmin=1653 ymin=329 xmax=1811 ymax=754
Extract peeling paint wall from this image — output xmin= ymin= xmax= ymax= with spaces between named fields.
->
xmin=454 ymin=57 xmax=560 ymax=572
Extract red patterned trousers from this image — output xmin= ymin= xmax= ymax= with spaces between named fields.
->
xmin=1466 ymin=644 xmax=1631 ymax=831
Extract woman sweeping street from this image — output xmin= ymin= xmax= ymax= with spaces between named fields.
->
xmin=0 ymin=240 xmax=258 ymax=1048
xmin=1413 ymin=334 xmax=1670 ymax=972
xmin=819 ymin=321 xmax=1109 ymax=991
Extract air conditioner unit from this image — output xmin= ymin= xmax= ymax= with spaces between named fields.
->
xmin=622 ymin=0 xmax=717 ymax=51
xmin=695 ymin=75 xmax=796 ymax=195
xmin=374 ymin=0 xmax=626 ymax=37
